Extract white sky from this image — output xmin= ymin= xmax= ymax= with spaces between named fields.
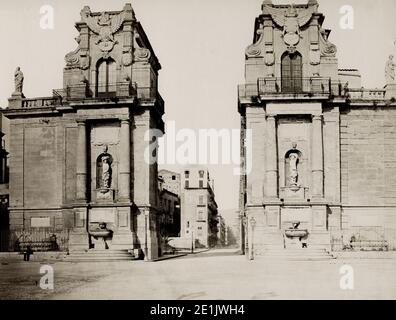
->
xmin=0 ymin=0 xmax=395 ymax=214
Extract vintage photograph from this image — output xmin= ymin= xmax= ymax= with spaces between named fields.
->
xmin=0 ymin=0 xmax=396 ymax=302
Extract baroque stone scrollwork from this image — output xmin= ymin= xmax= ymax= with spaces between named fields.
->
xmin=65 ymin=37 xmax=81 ymax=68
xmin=134 ymin=34 xmax=151 ymax=62
xmin=246 ymin=29 xmax=264 ymax=58
xmin=80 ymin=6 xmax=125 ymax=53
xmin=65 ymin=36 xmax=91 ymax=70
xmin=263 ymin=3 xmax=318 ymax=48
xmin=319 ymin=29 xmax=337 ymax=57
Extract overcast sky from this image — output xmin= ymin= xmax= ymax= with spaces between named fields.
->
xmin=0 ymin=0 xmax=395 ymax=214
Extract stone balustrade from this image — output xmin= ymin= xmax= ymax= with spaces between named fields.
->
xmin=21 ymin=97 xmax=61 ymax=108
xmin=348 ymin=89 xmax=386 ymax=100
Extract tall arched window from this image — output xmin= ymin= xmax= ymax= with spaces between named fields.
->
xmin=96 ymin=58 xmax=116 ymax=97
xmin=281 ymin=52 xmax=302 ymax=93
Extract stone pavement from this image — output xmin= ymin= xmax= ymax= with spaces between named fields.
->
xmin=0 ymin=248 xmax=395 ymax=300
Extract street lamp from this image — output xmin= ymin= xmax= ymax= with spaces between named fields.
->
xmin=249 ymin=216 xmax=256 ymax=261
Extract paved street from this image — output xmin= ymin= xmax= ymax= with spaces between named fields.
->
xmin=0 ymin=249 xmax=396 ymax=300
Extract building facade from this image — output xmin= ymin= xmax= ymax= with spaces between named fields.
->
xmin=0 ymin=112 xmax=9 ymax=252
xmin=158 ymin=169 xmax=181 ymax=196
xmin=4 ymin=4 xmax=164 ymax=260
xmin=180 ymin=167 xmax=218 ymax=248
xmin=239 ymin=0 xmax=396 ymax=255
xmin=158 ymin=171 xmax=181 ymax=238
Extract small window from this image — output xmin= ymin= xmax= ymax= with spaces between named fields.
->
xmin=184 ymin=171 xmax=190 ymax=178
xmin=199 ymin=170 xmax=205 ymax=178
xmin=185 ymin=180 xmax=189 ymax=188
xmin=198 ymin=226 xmax=202 ymax=230
xmin=197 ymin=210 xmax=204 ymax=220
xmin=199 ymin=195 xmax=204 ymax=205
xmin=199 ymin=180 xmax=204 ymax=188
xmin=172 ymin=175 xmax=176 ymax=180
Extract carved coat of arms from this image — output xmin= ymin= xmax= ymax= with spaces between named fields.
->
xmin=80 ymin=7 xmax=125 ymax=53
xmin=263 ymin=4 xmax=317 ymax=48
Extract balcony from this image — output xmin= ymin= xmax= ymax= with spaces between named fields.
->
xmin=58 ymin=81 xmax=136 ymax=100
xmin=238 ymin=77 xmax=343 ymax=102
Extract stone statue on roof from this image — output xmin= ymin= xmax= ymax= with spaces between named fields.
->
xmin=14 ymin=67 xmax=24 ymax=94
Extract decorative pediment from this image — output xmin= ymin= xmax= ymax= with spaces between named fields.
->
xmin=80 ymin=6 xmax=125 ymax=53
xmin=262 ymin=3 xmax=318 ymax=47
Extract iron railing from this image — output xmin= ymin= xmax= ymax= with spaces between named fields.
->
xmin=4 ymin=228 xmax=70 ymax=252
xmin=258 ymin=77 xmax=332 ymax=96
xmin=329 ymin=226 xmax=395 ymax=252
xmin=53 ymin=82 xmax=163 ymax=103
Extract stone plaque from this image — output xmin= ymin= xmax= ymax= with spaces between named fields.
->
xmin=90 ymin=209 xmax=115 ymax=223
xmin=266 ymin=209 xmax=279 ymax=227
xmin=92 ymin=125 xmax=120 ymax=145
xmin=31 ymin=217 xmax=51 ymax=228
xmin=314 ymin=210 xmax=325 ymax=227
xmin=118 ymin=211 xmax=128 ymax=227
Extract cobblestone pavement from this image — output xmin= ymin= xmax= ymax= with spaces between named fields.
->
xmin=0 ymin=249 xmax=395 ymax=300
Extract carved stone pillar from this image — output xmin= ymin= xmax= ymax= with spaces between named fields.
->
xmin=76 ymin=121 xmax=88 ymax=201
xmin=266 ymin=115 xmax=278 ymax=198
xmin=311 ymin=115 xmax=324 ymax=198
xmin=119 ymin=119 xmax=131 ymax=201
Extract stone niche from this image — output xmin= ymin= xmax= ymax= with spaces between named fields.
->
xmin=277 ymin=116 xmax=311 ymax=200
xmin=90 ymin=122 xmax=120 ymax=203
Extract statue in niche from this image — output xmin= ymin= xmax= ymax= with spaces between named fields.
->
xmin=14 ymin=67 xmax=24 ymax=94
xmin=288 ymin=152 xmax=299 ymax=186
xmin=385 ymin=55 xmax=396 ymax=85
xmin=97 ymin=145 xmax=112 ymax=190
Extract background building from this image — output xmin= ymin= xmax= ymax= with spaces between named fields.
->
xmin=158 ymin=171 xmax=181 ymax=238
xmin=180 ymin=167 xmax=218 ymax=248
xmin=3 ymin=4 xmax=164 ymax=260
xmin=0 ymin=112 xmax=9 ymax=252
xmin=239 ymin=0 xmax=396 ymax=255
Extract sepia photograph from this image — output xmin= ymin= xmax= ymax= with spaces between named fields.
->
xmin=0 ymin=0 xmax=396 ymax=308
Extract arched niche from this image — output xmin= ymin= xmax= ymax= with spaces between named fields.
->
xmin=96 ymin=147 xmax=114 ymax=190
xmin=284 ymin=149 xmax=303 ymax=188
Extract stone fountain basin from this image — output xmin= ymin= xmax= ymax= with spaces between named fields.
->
xmin=89 ymin=230 xmax=112 ymax=238
xmin=285 ymin=229 xmax=308 ymax=238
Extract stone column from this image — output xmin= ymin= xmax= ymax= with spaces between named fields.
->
xmin=76 ymin=121 xmax=88 ymax=201
xmin=266 ymin=115 xmax=278 ymax=198
xmin=311 ymin=115 xmax=324 ymax=198
xmin=119 ymin=119 xmax=131 ymax=201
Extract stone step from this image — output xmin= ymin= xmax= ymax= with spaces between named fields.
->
xmin=65 ymin=249 xmax=137 ymax=262
xmin=259 ymin=248 xmax=334 ymax=261
xmin=260 ymin=256 xmax=333 ymax=261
